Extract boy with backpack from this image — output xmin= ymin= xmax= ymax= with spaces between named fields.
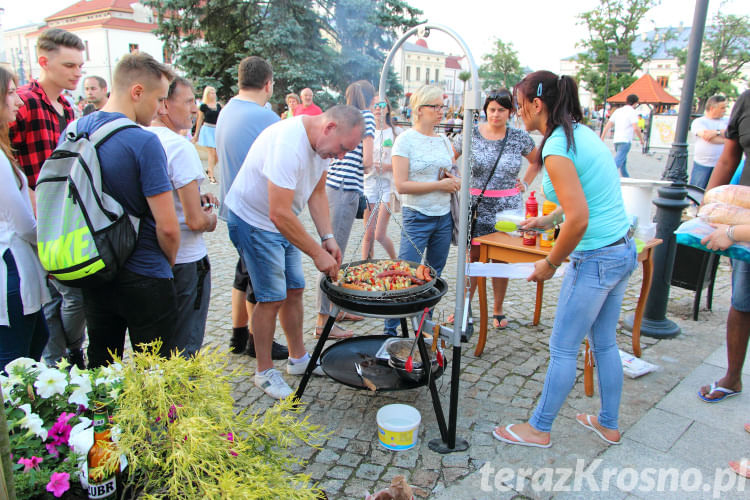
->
xmin=38 ymin=53 xmax=180 ymax=368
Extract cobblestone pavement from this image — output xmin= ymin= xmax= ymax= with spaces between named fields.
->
xmin=193 ymin=138 xmax=740 ymax=499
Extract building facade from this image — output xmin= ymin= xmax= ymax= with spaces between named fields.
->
xmin=2 ymin=0 xmax=166 ymax=98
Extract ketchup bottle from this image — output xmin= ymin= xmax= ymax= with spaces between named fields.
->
xmin=523 ymin=191 xmax=539 ymax=246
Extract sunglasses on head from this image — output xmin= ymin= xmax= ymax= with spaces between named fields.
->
xmin=486 ymin=91 xmax=513 ymax=110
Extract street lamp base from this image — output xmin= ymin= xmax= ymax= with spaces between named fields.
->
xmin=637 ymin=316 xmax=681 ymax=339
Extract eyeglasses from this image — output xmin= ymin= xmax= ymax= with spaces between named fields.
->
xmin=486 ymin=91 xmax=513 ymax=110
xmin=374 ymin=102 xmax=388 ymax=109
xmin=421 ymin=104 xmax=447 ymax=111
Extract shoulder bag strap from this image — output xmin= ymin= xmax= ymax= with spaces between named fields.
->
xmin=473 ymin=130 xmax=508 ymax=212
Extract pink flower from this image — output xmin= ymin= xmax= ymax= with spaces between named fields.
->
xmin=168 ymin=404 xmax=178 ymax=423
xmin=46 ymin=443 xmax=60 ymax=457
xmin=17 ymin=456 xmax=43 ymax=472
xmin=229 ymin=450 xmax=238 ymax=457
xmin=48 ymin=418 xmax=72 ymax=446
xmin=57 ymin=412 xmax=74 ymax=426
xmin=46 ymin=471 xmax=70 ymax=498
xmin=220 ymin=432 xmax=234 ymax=442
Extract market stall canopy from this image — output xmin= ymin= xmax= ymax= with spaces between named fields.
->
xmin=606 ymin=74 xmax=679 ymax=105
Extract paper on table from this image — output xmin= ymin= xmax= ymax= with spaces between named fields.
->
xmin=466 ymin=262 xmax=567 ymax=279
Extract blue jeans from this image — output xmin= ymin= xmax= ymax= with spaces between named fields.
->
xmin=1 ymin=250 xmax=49 ymax=371
xmin=613 ymin=142 xmax=631 ymax=177
xmin=226 ymin=211 xmax=305 ymax=302
xmin=529 ymin=236 xmax=637 ymax=433
xmin=689 ymin=161 xmax=714 ymax=190
xmin=172 ymin=257 xmax=211 ymax=357
xmin=384 ymin=208 xmax=453 ymax=335
xmin=731 ymin=259 xmax=750 ymax=312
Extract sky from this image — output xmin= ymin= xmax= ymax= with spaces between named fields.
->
xmin=1 ymin=0 xmax=747 ymax=71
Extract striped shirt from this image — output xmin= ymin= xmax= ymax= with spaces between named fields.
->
xmin=326 ymin=110 xmax=375 ymax=192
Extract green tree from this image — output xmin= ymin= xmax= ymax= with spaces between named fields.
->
xmin=672 ymin=12 xmax=750 ymax=112
xmin=575 ymin=0 xmax=668 ymax=106
xmin=478 ymin=38 xmax=523 ymax=90
xmin=143 ymin=0 xmax=335 ymax=105
xmin=318 ymin=0 xmax=421 ymax=102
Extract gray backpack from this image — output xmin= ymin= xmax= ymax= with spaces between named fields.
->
xmin=35 ymin=117 xmax=141 ymax=287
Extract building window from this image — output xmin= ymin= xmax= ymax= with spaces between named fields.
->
xmin=657 ymin=76 xmax=669 ymax=88
xmin=434 ymin=69 xmax=439 ymax=84
xmin=406 ymin=66 xmax=411 ymax=81
xmin=85 ymin=41 xmax=90 ymax=61
xmin=426 ymin=68 xmax=430 ymax=83
xmin=416 ymin=67 xmax=421 ymax=82
xmin=128 ymin=43 xmax=139 ymax=54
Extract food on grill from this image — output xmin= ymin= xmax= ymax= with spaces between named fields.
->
xmin=336 ymin=260 xmax=432 ymax=292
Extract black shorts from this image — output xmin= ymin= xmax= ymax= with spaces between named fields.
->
xmin=232 ymin=255 xmax=257 ymax=304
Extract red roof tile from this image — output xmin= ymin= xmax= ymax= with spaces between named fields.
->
xmin=607 ymin=73 xmax=679 ymax=105
xmin=445 ymin=56 xmax=463 ymax=70
xmin=28 ymin=17 xmax=157 ymax=37
xmin=46 ymin=0 xmax=135 ymax=21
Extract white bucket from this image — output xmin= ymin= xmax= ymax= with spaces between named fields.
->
xmin=376 ymin=404 xmax=421 ymax=451
xmin=620 ymin=178 xmax=671 ymax=228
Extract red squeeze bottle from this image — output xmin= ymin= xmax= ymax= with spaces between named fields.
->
xmin=523 ymin=191 xmax=539 ymax=246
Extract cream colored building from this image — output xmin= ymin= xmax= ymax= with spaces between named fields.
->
xmin=394 ymin=39 xmax=446 ymax=107
xmin=2 ymin=0 xmax=167 ymax=97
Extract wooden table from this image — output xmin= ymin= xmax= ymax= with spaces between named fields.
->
xmin=472 ymin=233 xmax=662 ymax=396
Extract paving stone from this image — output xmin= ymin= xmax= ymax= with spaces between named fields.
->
xmin=442 ymin=454 xmax=470 ymax=468
xmin=315 ymin=448 xmax=340 ymax=464
xmin=326 ymin=466 xmax=353 ymax=480
xmin=355 ymin=463 xmax=385 ymax=480
xmin=326 ymin=436 xmax=349 ymax=450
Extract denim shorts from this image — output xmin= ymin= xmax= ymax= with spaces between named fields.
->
xmin=227 ymin=211 xmax=305 ymax=302
xmin=731 ymin=258 xmax=750 ymax=312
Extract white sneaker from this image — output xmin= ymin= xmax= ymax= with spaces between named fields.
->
xmin=286 ymin=358 xmax=325 ymax=376
xmin=254 ymin=368 xmax=293 ymax=399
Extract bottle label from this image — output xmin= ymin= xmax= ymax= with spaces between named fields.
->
xmin=88 ymin=476 xmax=116 ymax=499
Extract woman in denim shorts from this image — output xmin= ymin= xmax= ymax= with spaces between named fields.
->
xmin=492 ymin=71 xmax=638 ymax=448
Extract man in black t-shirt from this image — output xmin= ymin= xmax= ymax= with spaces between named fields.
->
xmin=698 ymin=89 xmax=750 ymax=404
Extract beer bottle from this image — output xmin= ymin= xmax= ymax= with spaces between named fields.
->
xmin=87 ymin=403 xmax=119 ymax=499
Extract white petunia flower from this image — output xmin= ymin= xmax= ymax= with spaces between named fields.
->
xmin=70 ymin=372 xmax=92 ymax=392
xmin=68 ymin=387 xmax=90 ymax=407
xmin=5 ymin=357 xmax=39 ymax=373
xmin=34 ymin=368 xmax=68 ymax=398
xmin=17 ymin=404 xmax=47 ymax=440
xmin=69 ymin=418 xmax=93 ymax=456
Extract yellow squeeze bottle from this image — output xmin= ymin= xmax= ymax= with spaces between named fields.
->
xmin=540 ymin=200 xmax=557 ymax=248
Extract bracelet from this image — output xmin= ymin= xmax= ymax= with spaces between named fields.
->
xmin=726 ymin=226 xmax=737 ymax=243
xmin=545 ymin=256 xmax=559 ymax=270
xmin=320 ymin=233 xmax=334 ymax=242
xmin=522 ymin=181 xmax=529 ymax=191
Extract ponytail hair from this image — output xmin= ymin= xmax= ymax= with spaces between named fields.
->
xmin=0 ymin=66 xmax=23 ymax=189
xmin=345 ymin=80 xmax=376 ymax=111
xmin=515 ymin=70 xmax=583 ymax=163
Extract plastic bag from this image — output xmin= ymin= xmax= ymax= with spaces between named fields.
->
xmin=674 ymin=218 xmax=750 ymax=262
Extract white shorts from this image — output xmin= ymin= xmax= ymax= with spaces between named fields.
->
xmin=364 ymin=175 xmax=392 ymax=203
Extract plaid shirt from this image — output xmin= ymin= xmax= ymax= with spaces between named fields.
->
xmin=9 ymin=81 xmax=75 ymax=189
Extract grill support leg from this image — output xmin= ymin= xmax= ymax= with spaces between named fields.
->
xmin=294 ymin=311 xmax=337 ymax=400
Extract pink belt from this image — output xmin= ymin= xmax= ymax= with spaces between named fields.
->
xmin=470 ymin=187 xmax=520 ymax=197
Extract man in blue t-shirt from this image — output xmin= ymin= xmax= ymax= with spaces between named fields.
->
xmin=215 ymin=56 xmax=287 ymax=359
xmin=74 ymin=53 xmax=180 ymax=367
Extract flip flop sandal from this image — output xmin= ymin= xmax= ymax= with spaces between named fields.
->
xmin=314 ymin=324 xmax=353 ymax=340
xmin=492 ymin=314 xmax=508 ymax=329
xmin=729 ymin=460 xmax=750 ymax=479
xmin=697 ymin=381 xmax=742 ymax=403
xmin=492 ymin=424 xmax=551 ymax=448
xmin=337 ymin=312 xmax=364 ymax=322
xmin=576 ymin=414 xmax=621 ymax=445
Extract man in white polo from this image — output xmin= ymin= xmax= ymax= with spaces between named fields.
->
xmin=601 ymin=94 xmax=643 ymax=177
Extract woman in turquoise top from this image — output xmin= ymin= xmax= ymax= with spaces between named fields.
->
xmin=492 ymin=71 xmax=637 ymax=448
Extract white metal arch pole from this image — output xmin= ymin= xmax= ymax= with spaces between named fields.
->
xmin=378 ymin=23 xmax=479 ymax=453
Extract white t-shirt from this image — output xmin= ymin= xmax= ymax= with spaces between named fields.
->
xmin=147 ymin=126 xmax=207 ymax=264
xmin=364 ymin=126 xmax=403 ymax=200
xmin=225 ymin=117 xmax=329 ymax=232
xmin=690 ymin=115 xmax=729 ymax=166
xmin=391 ymin=129 xmax=453 ymax=216
xmin=610 ymin=105 xmax=639 ymax=143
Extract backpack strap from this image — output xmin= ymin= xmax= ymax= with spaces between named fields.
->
xmin=89 ymin=117 xmax=140 ymax=147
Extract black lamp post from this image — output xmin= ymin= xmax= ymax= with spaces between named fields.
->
xmin=637 ymin=0 xmax=709 ymax=338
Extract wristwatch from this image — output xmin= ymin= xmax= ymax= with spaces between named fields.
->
xmin=726 ymin=226 xmax=736 ymax=243
xmin=716 ymin=130 xmax=722 ymax=137
xmin=320 ymin=233 xmax=334 ymax=242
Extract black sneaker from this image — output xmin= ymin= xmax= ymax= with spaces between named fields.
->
xmin=229 ymin=328 xmax=249 ymax=354
xmin=67 ymin=349 xmax=86 ymax=370
xmin=245 ymin=335 xmax=289 ymax=360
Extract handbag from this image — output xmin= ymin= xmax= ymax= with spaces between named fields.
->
xmin=355 ymin=192 xmax=368 ymax=219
